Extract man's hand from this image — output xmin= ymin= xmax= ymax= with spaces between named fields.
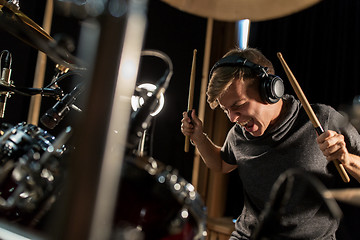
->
xmin=181 ymin=109 xmax=204 ymax=143
xmin=317 ymin=130 xmax=349 ymax=165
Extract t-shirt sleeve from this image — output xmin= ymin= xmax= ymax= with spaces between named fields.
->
xmin=221 ymin=128 xmax=238 ymax=165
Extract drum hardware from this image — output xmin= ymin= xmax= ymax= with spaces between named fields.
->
xmin=131 ymin=82 xmax=165 ymax=156
xmin=136 ymin=128 xmax=147 ymax=157
xmin=7 ymin=0 xmax=19 ymax=9
xmin=323 ymin=188 xmax=360 ymax=207
xmin=0 ymin=84 xmax=63 ymax=98
xmin=0 ymin=123 xmax=70 ymax=226
xmin=0 ymin=0 xmax=88 ymax=121
xmin=0 ymin=47 xmax=86 ymax=122
xmin=40 ymin=81 xmax=85 ymax=129
xmin=127 ymin=50 xmax=173 ymax=151
xmin=0 ymin=50 xmax=12 ymax=118
xmin=114 ymin=155 xmax=207 ymax=240
xmin=0 ymin=49 xmax=85 ymax=128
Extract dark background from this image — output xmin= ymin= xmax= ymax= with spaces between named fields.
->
xmin=1 ymin=0 xmax=360 ymax=238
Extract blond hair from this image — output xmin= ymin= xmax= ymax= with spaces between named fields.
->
xmin=206 ymin=48 xmax=275 ymax=109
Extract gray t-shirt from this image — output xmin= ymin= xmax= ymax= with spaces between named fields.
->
xmin=221 ymin=94 xmax=360 ymax=239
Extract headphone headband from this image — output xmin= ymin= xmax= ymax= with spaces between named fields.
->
xmin=209 ymin=55 xmax=268 ymax=80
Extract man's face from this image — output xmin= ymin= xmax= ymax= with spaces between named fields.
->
xmin=217 ymin=79 xmax=281 ymax=137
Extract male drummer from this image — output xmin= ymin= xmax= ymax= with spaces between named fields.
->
xmin=181 ymin=47 xmax=360 ymax=239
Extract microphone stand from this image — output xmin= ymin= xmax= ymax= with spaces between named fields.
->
xmin=0 ymin=85 xmax=63 ymax=97
xmin=127 ymin=50 xmax=173 ymax=151
xmin=137 ymin=129 xmax=147 ymax=157
xmin=251 ymin=174 xmax=291 ymax=240
xmin=251 ymin=169 xmax=342 ymax=240
xmin=136 ymin=118 xmax=157 ymax=157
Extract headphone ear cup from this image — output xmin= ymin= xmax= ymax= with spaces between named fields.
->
xmin=260 ymin=75 xmax=285 ymax=104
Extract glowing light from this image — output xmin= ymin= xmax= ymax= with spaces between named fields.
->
xmin=237 ymin=19 xmax=250 ymax=50
xmin=181 ymin=209 xmax=189 ymax=219
xmin=131 ymin=83 xmax=165 ymax=116
xmin=158 ymin=175 xmax=165 ymax=183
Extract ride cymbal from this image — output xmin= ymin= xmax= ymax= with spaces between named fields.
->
xmin=162 ymin=0 xmax=322 ymax=22
xmin=0 ymin=0 xmax=84 ymax=70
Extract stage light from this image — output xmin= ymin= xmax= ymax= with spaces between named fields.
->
xmin=237 ymin=19 xmax=250 ymax=49
xmin=131 ymin=83 xmax=165 ymax=116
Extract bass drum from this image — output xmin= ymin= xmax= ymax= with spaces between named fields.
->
xmin=0 ymin=122 xmax=69 ymax=227
xmin=113 ymin=155 xmax=207 ymax=240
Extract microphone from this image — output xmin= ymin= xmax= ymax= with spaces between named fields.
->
xmin=127 ymin=70 xmax=169 ymax=149
xmin=0 ymin=51 xmax=12 ymax=118
xmin=126 ymin=49 xmax=173 ymax=150
xmin=40 ymin=82 xmax=84 ymax=129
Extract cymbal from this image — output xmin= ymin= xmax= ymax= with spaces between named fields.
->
xmin=0 ymin=0 xmax=84 ymax=70
xmin=323 ymin=189 xmax=360 ymax=207
xmin=161 ymin=0 xmax=322 ymax=22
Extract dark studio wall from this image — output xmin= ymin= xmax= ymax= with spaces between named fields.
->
xmin=250 ymin=0 xmax=360 ymax=112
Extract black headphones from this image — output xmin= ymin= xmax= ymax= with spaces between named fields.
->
xmin=209 ymin=55 xmax=285 ymax=104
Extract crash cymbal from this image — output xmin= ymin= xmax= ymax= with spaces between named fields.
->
xmin=0 ymin=0 xmax=84 ymax=70
xmin=162 ymin=0 xmax=322 ymax=22
xmin=323 ymin=189 xmax=360 ymax=207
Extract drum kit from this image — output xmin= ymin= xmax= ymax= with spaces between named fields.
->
xmin=0 ymin=1 xmax=359 ymax=240
xmin=0 ymin=1 xmax=207 ymax=239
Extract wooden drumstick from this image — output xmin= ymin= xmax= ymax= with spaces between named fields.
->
xmin=277 ymin=52 xmax=350 ymax=183
xmin=184 ymin=49 xmax=197 ymax=152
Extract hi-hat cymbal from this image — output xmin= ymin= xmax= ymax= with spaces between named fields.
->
xmin=0 ymin=0 xmax=84 ymax=70
xmin=323 ymin=189 xmax=360 ymax=207
xmin=161 ymin=0 xmax=322 ymax=22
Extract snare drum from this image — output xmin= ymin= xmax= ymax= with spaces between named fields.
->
xmin=0 ymin=122 xmax=68 ymax=226
xmin=113 ymin=155 xmax=207 ymax=240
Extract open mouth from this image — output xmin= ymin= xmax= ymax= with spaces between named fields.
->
xmin=237 ymin=118 xmax=251 ymax=127
xmin=237 ymin=118 xmax=256 ymax=133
